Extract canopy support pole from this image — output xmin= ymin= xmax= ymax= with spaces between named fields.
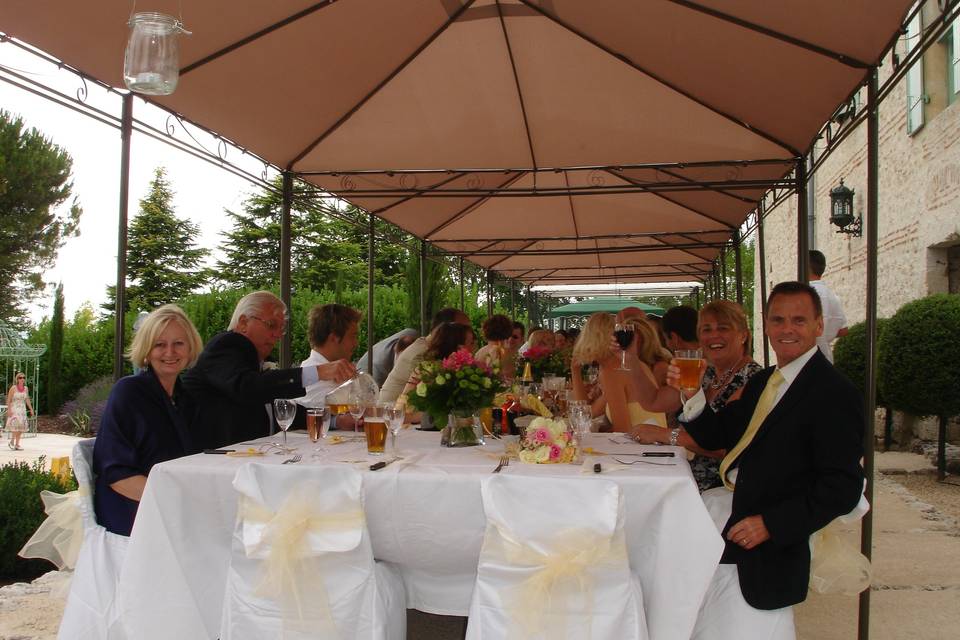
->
xmin=757 ymin=200 xmax=770 ymax=367
xmin=796 ymin=158 xmax=810 ymax=282
xmin=366 ymin=211 xmax=375 ymax=374
xmin=419 ymin=241 xmax=427 ymax=336
xmin=734 ymin=229 xmax=744 ymax=306
xmin=486 ymin=270 xmax=494 ymax=317
xmin=510 ymin=280 xmax=516 ymax=320
xmin=459 ymin=257 xmax=465 ymax=311
xmin=694 ymin=286 xmax=701 ymax=309
xmin=858 ymin=67 xmax=880 ymax=640
xmin=280 ymin=171 xmax=293 ymax=368
xmin=720 ymin=247 xmax=728 ymax=299
xmin=113 ymin=93 xmax=133 ymax=382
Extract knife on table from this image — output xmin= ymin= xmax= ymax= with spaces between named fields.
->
xmin=370 ymin=458 xmax=400 ymax=471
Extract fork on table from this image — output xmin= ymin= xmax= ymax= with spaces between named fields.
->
xmin=613 ymin=457 xmax=676 ymax=466
xmin=281 ymin=454 xmax=302 ymax=464
xmin=492 ymin=455 xmax=509 ymax=473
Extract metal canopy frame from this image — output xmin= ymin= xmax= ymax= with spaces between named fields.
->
xmin=2 ymin=4 xmax=953 ymax=637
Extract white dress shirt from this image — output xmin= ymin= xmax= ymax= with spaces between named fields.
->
xmin=297 ymin=350 xmax=336 ymax=407
xmin=810 ymin=279 xmax=847 ymax=363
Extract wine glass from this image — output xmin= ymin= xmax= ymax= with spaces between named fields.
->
xmin=273 ymin=398 xmax=297 ymax=453
xmin=348 ymin=394 xmax=365 ymax=435
xmin=613 ymin=323 xmax=634 ymax=371
xmin=384 ymin=404 xmax=404 ymax=456
xmin=583 ymin=363 xmax=599 ymax=385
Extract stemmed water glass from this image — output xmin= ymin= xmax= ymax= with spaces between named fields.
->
xmin=613 ymin=323 xmax=634 ymax=371
xmin=273 ymin=398 xmax=297 ymax=453
xmin=348 ymin=394 xmax=365 ymax=435
xmin=384 ymin=404 xmax=405 ymax=457
xmin=569 ymin=401 xmax=592 ymax=461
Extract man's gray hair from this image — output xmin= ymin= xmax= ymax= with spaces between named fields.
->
xmin=228 ymin=291 xmax=287 ymax=330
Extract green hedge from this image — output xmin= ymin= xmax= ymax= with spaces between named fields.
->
xmin=28 ymin=284 xmax=530 ymax=414
xmin=878 ymin=294 xmax=960 ymax=418
xmin=833 ymin=318 xmax=888 ymax=406
xmin=0 ymin=458 xmax=78 ymax=580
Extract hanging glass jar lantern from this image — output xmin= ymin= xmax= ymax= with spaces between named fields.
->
xmin=123 ymin=12 xmax=190 ymax=96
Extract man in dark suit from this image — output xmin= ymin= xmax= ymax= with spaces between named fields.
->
xmin=182 ymin=291 xmax=355 ymax=450
xmin=679 ymin=282 xmax=864 ymax=640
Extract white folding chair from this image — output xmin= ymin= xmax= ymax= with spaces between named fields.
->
xmin=58 ymin=438 xmax=130 ymax=640
xmin=220 ymin=463 xmax=406 ymax=640
xmin=466 ymin=475 xmax=648 ymax=640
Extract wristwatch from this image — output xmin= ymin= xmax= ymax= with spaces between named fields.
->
xmin=668 ymin=427 xmax=680 ymax=447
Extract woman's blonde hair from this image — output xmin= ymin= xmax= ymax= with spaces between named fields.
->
xmin=699 ymin=300 xmax=751 ymax=355
xmin=572 ymin=312 xmax=615 ymax=363
xmin=527 ymin=329 xmax=555 ymax=350
xmin=625 ymin=317 xmax=671 ymax=367
xmin=127 ymin=304 xmax=203 ymax=370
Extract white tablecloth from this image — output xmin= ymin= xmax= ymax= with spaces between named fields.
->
xmin=119 ymin=431 xmax=723 ymax=640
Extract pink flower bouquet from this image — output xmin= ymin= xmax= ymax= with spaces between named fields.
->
xmin=517 ymin=416 xmax=578 ymax=464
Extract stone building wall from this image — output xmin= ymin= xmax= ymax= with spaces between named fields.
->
xmin=752 ymin=22 xmax=960 ymax=446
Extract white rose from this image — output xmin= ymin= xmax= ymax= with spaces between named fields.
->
xmin=416 ymin=382 xmax=428 ymax=397
xmin=436 ymin=374 xmax=445 ymax=385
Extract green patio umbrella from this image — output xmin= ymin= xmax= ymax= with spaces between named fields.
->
xmin=546 ymin=297 xmax=665 ymax=319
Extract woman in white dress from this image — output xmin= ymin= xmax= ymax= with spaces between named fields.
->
xmin=6 ymin=371 xmax=35 ymax=450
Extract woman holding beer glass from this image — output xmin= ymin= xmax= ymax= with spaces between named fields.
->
xmin=570 ymin=313 xmax=667 ymax=433
xmin=628 ymin=300 xmax=762 ymax=491
xmin=92 ymin=305 xmax=203 ymax=535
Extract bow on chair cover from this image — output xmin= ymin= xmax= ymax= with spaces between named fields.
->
xmin=467 ymin=475 xmax=648 ymax=640
xmin=20 ymin=487 xmax=89 ymax=570
xmin=700 ymin=483 xmax=872 ymax=596
xmin=222 ymin=463 xmax=406 ymax=640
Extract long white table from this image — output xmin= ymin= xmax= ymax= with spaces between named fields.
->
xmin=119 ymin=431 xmax=723 ymax=639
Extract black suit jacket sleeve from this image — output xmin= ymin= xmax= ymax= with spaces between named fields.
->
xmin=198 ymin=337 xmax=305 ymax=403
xmin=759 ymin=376 xmax=865 ymax=547
xmin=682 ymin=371 xmax=769 ymax=453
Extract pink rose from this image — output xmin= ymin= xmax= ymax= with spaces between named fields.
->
xmin=549 ymin=444 xmax=562 ymax=460
xmin=532 ymin=427 xmax=550 ymax=444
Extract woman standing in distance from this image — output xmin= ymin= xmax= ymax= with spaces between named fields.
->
xmin=6 ymin=372 xmax=35 ymax=450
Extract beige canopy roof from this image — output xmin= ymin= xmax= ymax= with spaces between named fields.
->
xmin=1 ymin=0 xmax=913 ymax=285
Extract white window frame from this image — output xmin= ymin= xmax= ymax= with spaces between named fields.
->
xmin=905 ymin=4 xmax=925 ymax=134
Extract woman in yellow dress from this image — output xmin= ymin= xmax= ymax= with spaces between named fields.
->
xmin=570 ymin=313 xmax=667 ymax=433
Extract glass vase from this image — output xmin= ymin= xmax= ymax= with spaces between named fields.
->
xmin=442 ymin=410 xmax=484 ymax=448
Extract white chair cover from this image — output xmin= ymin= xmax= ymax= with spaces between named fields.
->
xmin=466 ymin=475 xmax=648 ymax=640
xmin=58 ymin=438 xmax=130 ymax=640
xmin=220 ymin=463 xmax=406 ymax=640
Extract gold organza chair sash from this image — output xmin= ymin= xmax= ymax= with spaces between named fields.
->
xmin=19 ymin=487 xmax=89 ymax=570
xmin=809 ymin=518 xmax=872 ymax=595
xmin=239 ymin=491 xmax=365 ymax=623
xmin=490 ymin=526 xmax=628 ymax=640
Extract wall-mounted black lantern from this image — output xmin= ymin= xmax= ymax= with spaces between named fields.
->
xmin=829 ymin=179 xmax=861 ymax=237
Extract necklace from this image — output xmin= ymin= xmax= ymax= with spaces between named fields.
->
xmin=709 ymin=356 xmax=747 ymax=390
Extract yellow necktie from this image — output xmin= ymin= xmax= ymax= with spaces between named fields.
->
xmin=719 ymin=369 xmax=785 ymax=490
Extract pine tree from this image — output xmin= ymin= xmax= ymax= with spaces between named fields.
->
xmin=105 ymin=167 xmax=210 ymax=310
xmin=216 ymin=180 xmax=409 ymax=292
xmin=47 ymin=283 xmax=65 ymax=412
xmin=0 ymin=110 xmax=82 ymax=322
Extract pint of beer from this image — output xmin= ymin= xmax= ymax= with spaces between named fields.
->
xmin=365 ymin=416 xmax=388 ymax=455
xmin=307 ymin=408 xmax=327 ymax=442
xmin=674 ymin=349 xmax=703 ymax=392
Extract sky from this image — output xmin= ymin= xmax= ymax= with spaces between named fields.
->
xmin=1 ymin=41 xmax=265 ymax=325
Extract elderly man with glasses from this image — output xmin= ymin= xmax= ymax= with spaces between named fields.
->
xmin=183 ymin=291 xmax=356 ymax=449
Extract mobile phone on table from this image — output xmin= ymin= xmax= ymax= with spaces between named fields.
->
xmin=642 ymin=451 xmax=675 ymax=457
